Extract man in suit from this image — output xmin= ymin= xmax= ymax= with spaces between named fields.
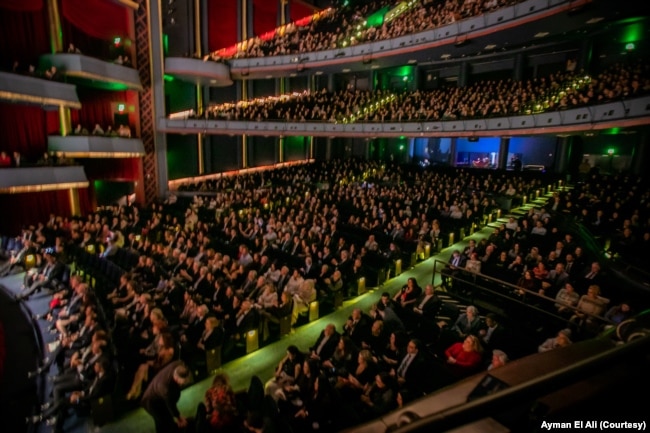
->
xmin=28 ymin=357 xmax=115 ymax=432
xmin=441 ymin=250 xmax=466 ymax=290
xmin=343 ymin=308 xmax=372 ymax=348
xmin=17 ymin=249 xmax=65 ymax=301
xmin=0 ymin=238 xmax=36 ymax=276
xmin=542 ymin=263 xmax=570 ymax=298
xmin=309 ymin=323 xmax=340 ymax=365
xmin=394 ymin=338 xmax=428 ymax=400
xmin=479 ymin=313 xmax=509 ymax=354
xmin=141 ymin=360 xmax=192 ymax=433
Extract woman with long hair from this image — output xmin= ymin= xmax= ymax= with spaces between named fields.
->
xmin=196 ymin=373 xmax=239 ymax=433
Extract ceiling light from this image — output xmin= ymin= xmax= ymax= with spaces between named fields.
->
xmin=586 ymin=17 xmax=604 ymax=24
xmin=440 ymin=54 xmax=451 ymax=59
xmin=342 ymin=68 xmax=351 ymax=73
xmin=265 ymin=75 xmax=273 ymax=79
xmin=290 ymin=73 xmax=297 ymax=77
xmin=534 ymin=32 xmax=549 ymax=38
xmin=315 ymin=71 xmax=323 ymax=75
xmin=484 ymin=44 xmax=496 ymax=50
xmin=371 ymin=65 xmax=380 ymax=69
xmin=407 ymin=59 xmax=417 ymax=64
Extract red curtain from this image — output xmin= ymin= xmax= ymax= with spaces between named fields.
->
xmin=61 ymin=17 xmax=112 ymax=58
xmin=0 ymin=7 xmax=49 ymax=68
xmin=0 ymin=190 xmax=71 ymax=235
xmin=83 ymin=158 xmax=139 ymax=181
xmin=207 ymin=0 xmax=238 ymax=52
xmin=61 ymin=0 xmax=129 ymax=41
xmin=70 ymin=89 xmax=132 ymax=131
xmin=0 ymin=103 xmax=58 ymax=161
xmin=290 ymin=0 xmax=315 ymax=22
xmin=0 ymin=0 xmax=42 ymax=11
xmin=253 ymin=0 xmax=278 ymax=37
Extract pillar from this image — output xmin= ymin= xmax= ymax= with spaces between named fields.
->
xmin=46 ymin=0 xmax=63 ymax=54
xmin=58 ymin=105 xmax=72 ymax=136
xmin=325 ymin=138 xmax=332 ymax=160
xmin=513 ymin=53 xmax=525 ymax=82
xmin=498 ymin=137 xmax=509 ymax=170
xmin=68 ymin=188 xmax=81 ymax=216
xmin=278 ymin=136 xmax=285 ymax=163
xmin=555 ymin=136 xmax=571 ymax=175
xmin=242 ymin=136 xmax=249 ymax=168
xmin=631 ymin=132 xmax=649 ymax=177
xmin=449 ymin=138 xmax=457 ymax=167
xmin=458 ymin=62 xmax=469 ymax=87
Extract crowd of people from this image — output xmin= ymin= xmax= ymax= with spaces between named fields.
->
xmin=71 ymin=123 xmax=133 ymax=138
xmin=200 ymin=60 xmax=649 ymax=123
xmin=1 ymin=160 xmax=648 ymax=432
xmin=206 ymin=0 xmax=524 ymax=61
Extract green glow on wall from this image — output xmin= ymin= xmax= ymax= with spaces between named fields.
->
xmin=164 ymin=74 xmax=175 ymax=82
xmin=620 ymin=22 xmax=643 ymax=44
xmin=163 ymin=34 xmax=169 ymax=56
xmin=366 ymin=6 xmax=390 ymax=27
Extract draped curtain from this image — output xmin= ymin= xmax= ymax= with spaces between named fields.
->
xmin=0 ymin=103 xmax=59 ymax=161
xmin=61 ymin=18 xmax=112 ymax=59
xmin=0 ymin=0 xmax=43 ymax=12
xmin=0 ymin=6 xmax=49 ymax=68
xmin=207 ymin=0 xmax=238 ymax=52
xmin=83 ymin=158 xmax=139 ymax=181
xmin=70 ymin=89 xmax=131 ymax=131
xmin=0 ymin=190 xmax=71 ymax=235
xmin=61 ymin=0 xmax=129 ymax=41
xmin=253 ymin=0 xmax=278 ymax=37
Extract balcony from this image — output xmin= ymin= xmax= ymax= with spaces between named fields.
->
xmin=39 ymin=54 xmax=143 ymax=91
xmin=222 ymin=0 xmax=609 ymax=79
xmin=0 ymin=72 xmax=80 ymax=109
xmin=160 ymin=96 xmax=650 ymax=138
xmin=164 ymin=57 xmax=233 ymax=86
xmin=48 ymin=135 xmax=145 ymax=158
xmin=0 ymin=166 xmax=89 ymax=194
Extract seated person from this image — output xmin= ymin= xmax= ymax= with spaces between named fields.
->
xmin=553 ymin=282 xmax=580 ymax=317
xmin=570 ymin=285 xmax=608 ymax=329
xmin=259 ymin=290 xmax=293 ymax=341
xmin=538 ymin=328 xmax=573 ymax=352
xmin=264 ymin=345 xmax=304 ymax=400
xmin=309 ymin=323 xmax=340 ymax=365
xmin=322 ymin=336 xmax=359 ymax=377
xmin=292 ymin=279 xmax=317 ymax=325
xmin=443 ymin=335 xmax=484 ymax=379
xmin=126 ymin=331 xmax=176 ymax=400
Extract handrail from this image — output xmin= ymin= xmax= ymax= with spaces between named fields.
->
xmin=432 ymin=258 xmax=613 ymax=327
xmin=394 ymin=332 xmax=650 ymax=433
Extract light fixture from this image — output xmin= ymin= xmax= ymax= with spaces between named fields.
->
xmin=534 ymin=32 xmax=549 ymax=38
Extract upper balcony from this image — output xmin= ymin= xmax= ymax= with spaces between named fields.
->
xmin=47 ymin=135 xmax=145 ymax=158
xmin=0 ymin=165 xmax=89 ymax=194
xmin=0 ymin=72 xmax=81 ymax=110
xmin=39 ymin=53 xmax=143 ymax=92
xmin=198 ymin=0 xmax=627 ymax=81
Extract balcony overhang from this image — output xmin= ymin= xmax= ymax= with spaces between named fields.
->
xmin=165 ymin=58 xmax=233 ymax=86
xmin=48 ymin=135 xmax=145 ymax=158
xmin=39 ymin=54 xmax=143 ymax=92
xmin=0 ymin=72 xmax=80 ymax=109
xmin=160 ymin=97 xmax=650 ymax=139
xmin=0 ymin=166 xmax=89 ymax=194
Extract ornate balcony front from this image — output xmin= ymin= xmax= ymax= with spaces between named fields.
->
xmin=48 ymin=135 xmax=145 ymax=158
xmin=0 ymin=72 xmax=81 ymax=109
xmin=39 ymin=54 xmax=143 ymax=91
xmin=0 ymin=166 xmax=89 ymax=194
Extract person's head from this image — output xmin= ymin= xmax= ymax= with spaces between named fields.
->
xmin=358 ymin=349 xmax=373 ymax=365
xmin=424 ymin=284 xmax=434 ymax=296
xmin=172 ymin=364 xmax=191 ymax=386
xmin=406 ymin=338 xmax=420 ymax=355
xmin=324 ymin=323 xmax=336 ymax=337
xmin=490 ymin=350 xmax=509 ymax=369
xmin=286 ymin=345 xmax=300 ymax=360
xmin=587 ymin=285 xmax=601 ymax=298
xmin=205 ymin=316 xmax=219 ymax=331
xmin=557 ymin=329 xmax=572 ymax=347
xmin=463 ymin=335 xmax=483 ymax=353
xmin=485 ymin=313 xmax=498 ymax=328
xmin=351 ymin=308 xmax=362 ymax=321
xmin=466 ymin=305 xmax=479 ymax=319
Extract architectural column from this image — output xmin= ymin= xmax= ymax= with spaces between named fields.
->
xmin=46 ymin=0 xmax=63 ymax=54
xmin=309 ymin=136 xmax=314 ymax=159
xmin=555 ymin=136 xmax=571 ymax=174
xmin=194 ymin=0 xmax=204 ymax=175
xmin=58 ymin=105 xmax=72 ymax=136
xmin=136 ymin=0 xmax=167 ymax=201
xmin=325 ymin=138 xmax=332 ymax=160
xmin=327 ymin=73 xmax=335 ymax=92
xmin=498 ymin=137 xmax=510 ymax=169
xmin=513 ymin=53 xmax=525 ymax=81
xmin=631 ymin=133 xmax=648 ymax=177
xmin=449 ymin=138 xmax=457 ymax=166
xmin=68 ymin=188 xmax=81 ymax=217
xmin=458 ymin=61 xmax=469 ymax=87
xmin=278 ymin=136 xmax=284 ymax=164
